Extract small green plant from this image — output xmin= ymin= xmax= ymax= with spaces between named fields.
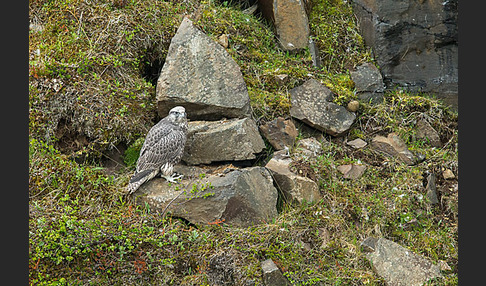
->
xmin=123 ymin=137 xmax=145 ymax=168
xmin=184 ymin=181 xmax=215 ymax=200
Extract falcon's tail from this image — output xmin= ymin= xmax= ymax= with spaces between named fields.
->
xmin=125 ymin=169 xmax=159 ymax=195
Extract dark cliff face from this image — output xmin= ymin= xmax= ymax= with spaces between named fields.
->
xmin=351 ymin=0 xmax=458 ymax=108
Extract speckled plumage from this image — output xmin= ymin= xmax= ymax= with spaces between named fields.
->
xmin=126 ymin=106 xmax=188 ymax=194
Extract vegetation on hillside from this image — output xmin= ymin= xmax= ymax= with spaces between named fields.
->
xmin=29 ymin=0 xmax=458 ymax=285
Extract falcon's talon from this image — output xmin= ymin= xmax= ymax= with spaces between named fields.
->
xmin=162 ymin=173 xmax=184 ymax=183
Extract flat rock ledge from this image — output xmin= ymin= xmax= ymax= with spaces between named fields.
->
xmin=182 ymin=117 xmax=266 ymax=165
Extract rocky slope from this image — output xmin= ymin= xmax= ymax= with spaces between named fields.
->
xmin=29 ymin=0 xmax=458 ymax=285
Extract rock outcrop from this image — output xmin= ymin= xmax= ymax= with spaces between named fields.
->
xmin=290 ymin=79 xmax=356 ymax=136
xmin=156 ymin=17 xmax=251 ymax=120
xmin=361 ymin=237 xmax=441 ymax=286
xmin=183 ymin=118 xmax=265 ymax=165
xmin=351 ymin=0 xmax=458 ymax=107
xmin=133 ymin=166 xmax=278 ymax=228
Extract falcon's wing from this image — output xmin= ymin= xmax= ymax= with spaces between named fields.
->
xmin=135 ymin=120 xmax=187 ymax=173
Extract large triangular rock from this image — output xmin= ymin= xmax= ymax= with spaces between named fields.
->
xmin=156 ymin=17 xmax=251 ymax=120
xmin=290 ymin=79 xmax=356 ymax=136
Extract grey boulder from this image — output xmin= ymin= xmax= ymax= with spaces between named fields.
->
xmin=156 ymin=17 xmax=250 ymax=120
xmin=133 ymin=166 xmax=278 ymax=228
xmin=361 ymin=237 xmax=441 ymax=286
xmin=290 ymin=79 xmax=356 ymax=136
xmin=183 ymin=118 xmax=265 ymax=165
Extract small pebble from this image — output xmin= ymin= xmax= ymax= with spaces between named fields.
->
xmin=443 ymin=169 xmax=455 ymax=179
xmin=347 ymin=100 xmax=359 ymax=112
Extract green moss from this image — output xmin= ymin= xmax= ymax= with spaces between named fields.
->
xmin=123 ymin=137 xmax=144 ymax=168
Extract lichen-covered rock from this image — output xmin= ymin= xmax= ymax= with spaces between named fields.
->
xmin=290 ymin=79 xmax=355 ymax=136
xmin=361 ymin=237 xmax=441 ymax=286
xmin=133 ymin=166 xmax=278 ymax=228
xmin=156 ymin=17 xmax=250 ymax=120
xmin=182 ymin=118 xmax=265 ymax=165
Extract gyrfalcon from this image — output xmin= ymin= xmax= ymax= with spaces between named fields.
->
xmin=126 ymin=106 xmax=188 ymax=194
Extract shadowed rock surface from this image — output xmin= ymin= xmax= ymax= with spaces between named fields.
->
xmin=351 ymin=0 xmax=458 ymax=107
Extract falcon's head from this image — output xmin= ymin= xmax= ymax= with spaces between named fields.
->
xmin=167 ymin=106 xmax=187 ymax=126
